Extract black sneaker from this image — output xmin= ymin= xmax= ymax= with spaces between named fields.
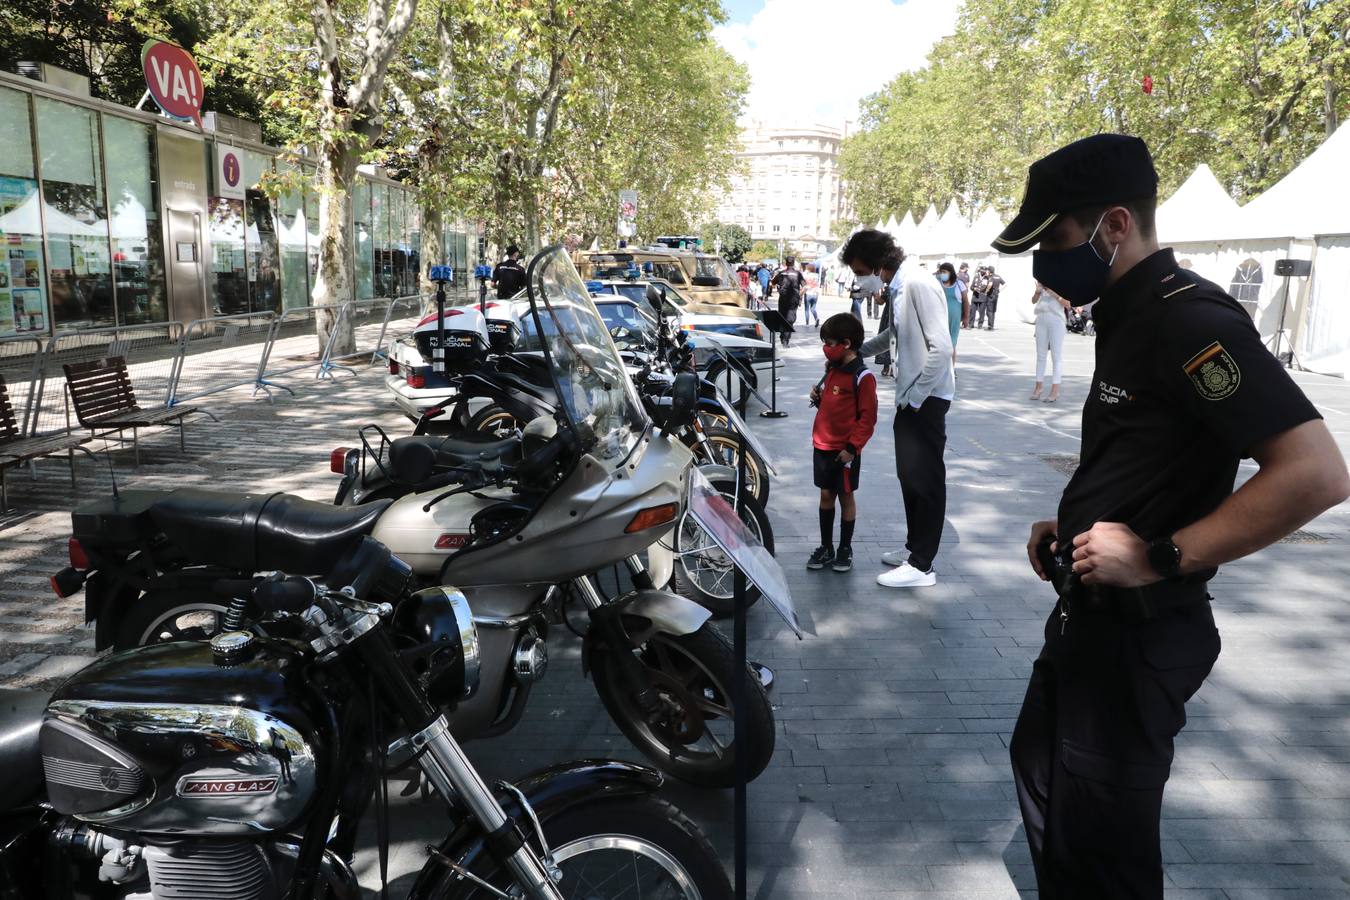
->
xmin=832 ymin=546 xmax=853 ymax=572
xmin=807 ymin=546 xmax=835 ymax=570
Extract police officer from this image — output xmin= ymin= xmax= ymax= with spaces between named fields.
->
xmin=491 ymin=244 xmax=527 ymax=299
xmin=992 ymin=134 xmax=1350 ymax=898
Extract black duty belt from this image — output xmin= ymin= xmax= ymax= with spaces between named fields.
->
xmin=1048 ymin=565 xmax=1208 ymax=631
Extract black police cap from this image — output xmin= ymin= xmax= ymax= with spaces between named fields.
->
xmin=992 ymin=134 xmax=1158 ymax=254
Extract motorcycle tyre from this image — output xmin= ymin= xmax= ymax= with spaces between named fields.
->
xmin=468 ymin=405 xmax=526 ymax=439
xmin=699 ymin=427 xmax=769 ymax=508
xmin=671 ymin=480 xmax=772 ymax=619
xmin=111 ymin=589 xmax=257 ymax=651
xmin=588 ymin=623 xmax=775 ymax=789
xmin=431 ymin=795 xmax=731 ymax=899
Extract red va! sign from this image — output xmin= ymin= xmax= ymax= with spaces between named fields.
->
xmin=142 ymin=40 xmax=204 ymax=127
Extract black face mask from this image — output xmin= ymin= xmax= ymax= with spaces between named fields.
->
xmin=1031 ymin=213 xmax=1118 ymax=305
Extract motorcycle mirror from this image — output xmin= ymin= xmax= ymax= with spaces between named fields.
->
xmin=669 ymin=372 xmax=699 ymax=429
xmin=644 ymin=284 xmax=663 ymax=316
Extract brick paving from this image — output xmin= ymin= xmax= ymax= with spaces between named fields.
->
xmin=4 ymin=292 xmax=1350 ymax=897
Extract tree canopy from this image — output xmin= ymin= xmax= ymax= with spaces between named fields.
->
xmin=840 ymin=0 xmax=1350 ymax=227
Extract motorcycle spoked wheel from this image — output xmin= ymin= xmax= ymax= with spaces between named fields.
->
xmin=112 ymin=590 xmax=264 ymax=651
xmin=432 ymin=795 xmax=731 ymax=899
xmin=588 ymin=623 xmax=774 ymax=788
xmin=670 ymin=482 xmax=773 ymax=619
xmin=469 ymin=405 xmax=528 ymax=439
xmin=697 ymin=427 xmax=769 ymax=508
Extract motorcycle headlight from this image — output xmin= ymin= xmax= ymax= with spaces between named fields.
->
xmin=393 ymin=586 xmax=481 ymax=704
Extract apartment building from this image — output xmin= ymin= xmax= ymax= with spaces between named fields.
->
xmin=712 ymin=121 xmax=852 ymax=256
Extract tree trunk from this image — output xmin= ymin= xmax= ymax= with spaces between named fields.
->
xmin=312 ymin=136 xmax=356 ymax=356
xmin=421 ymin=202 xmax=445 ymax=314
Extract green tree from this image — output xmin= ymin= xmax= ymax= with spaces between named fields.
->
xmin=701 ymin=223 xmax=752 ymax=262
xmin=749 ymin=240 xmax=780 ymax=261
xmin=840 ymin=0 xmax=1350 ymax=220
xmin=196 ymin=0 xmax=420 ymax=353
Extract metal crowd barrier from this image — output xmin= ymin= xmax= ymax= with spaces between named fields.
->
xmin=252 ymin=304 xmax=352 ymax=397
xmin=0 ymin=336 xmax=45 ymax=437
xmin=168 ymin=312 xmax=277 ymax=406
xmin=29 ymin=323 xmax=183 ymax=437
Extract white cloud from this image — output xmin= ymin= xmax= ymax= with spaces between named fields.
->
xmin=715 ymin=0 xmax=963 ymax=126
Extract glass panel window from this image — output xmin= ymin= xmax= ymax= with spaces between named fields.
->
xmin=406 ymin=199 xmax=420 ymax=294
xmin=0 ymin=87 xmax=47 ymax=336
xmin=389 ymin=188 xmax=406 ymax=297
xmin=207 ymin=197 xmax=247 ymax=315
xmin=243 ymin=150 xmax=278 ymax=313
xmin=304 ymin=165 xmax=319 ymax=294
xmin=37 ymin=97 xmax=111 ymax=329
xmin=103 ymin=116 xmax=166 ymax=324
xmin=275 ymin=161 xmax=308 ymax=310
xmin=354 ymin=179 xmax=373 ymax=300
xmin=372 ymin=184 xmax=392 ymax=297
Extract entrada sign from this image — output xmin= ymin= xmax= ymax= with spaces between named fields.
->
xmin=142 ymin=40 xmax=205 ymax=128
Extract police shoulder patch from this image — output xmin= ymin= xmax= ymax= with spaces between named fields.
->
xmin=1183 ymin=341 xmax=1240 ymax=401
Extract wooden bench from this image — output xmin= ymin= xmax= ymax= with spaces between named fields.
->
xmin=63 ymin=356 xmax=208 ymax=466
xmin=0 ymin=374 xmax=91 ymax=510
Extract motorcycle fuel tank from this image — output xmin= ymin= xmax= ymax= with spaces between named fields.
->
xmin=374 ymin=430 xmax=691 ymax=584
xmin=40 ymin=639 xmax=323 ymax=836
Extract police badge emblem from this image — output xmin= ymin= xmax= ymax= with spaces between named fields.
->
xmin=1184 ymin=341 xmax=1240 ymax=400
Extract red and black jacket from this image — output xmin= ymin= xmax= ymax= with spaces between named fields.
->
xmin=812 ymin=356 xmax=878 ymax=455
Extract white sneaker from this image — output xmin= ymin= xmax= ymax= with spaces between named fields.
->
xmin=881 ymin=550 xmax=908 ymax=566
xmin=877 ymin=563 xmax=937 ymax=588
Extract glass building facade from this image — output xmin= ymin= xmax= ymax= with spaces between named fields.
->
xmin=0 ymin=71 xmax=479 ymax=336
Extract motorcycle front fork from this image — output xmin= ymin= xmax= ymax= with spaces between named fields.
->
xmin=572 ymin=564 xmax=662 ymax=717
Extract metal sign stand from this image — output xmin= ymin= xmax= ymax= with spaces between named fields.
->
xmin=733 ymin=436 xmax=749 ymax=900
xmin=758 ymin=310 xmax=791 ymax=419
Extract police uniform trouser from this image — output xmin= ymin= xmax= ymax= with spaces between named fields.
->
xmin=971 ymin=297 xmax=988 ymax=328
xmin=1010 ymin=592 xmax=1220 ymax=899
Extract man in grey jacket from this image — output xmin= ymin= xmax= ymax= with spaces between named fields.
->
xmin=843 ymin=229 xmax=955 ymax=587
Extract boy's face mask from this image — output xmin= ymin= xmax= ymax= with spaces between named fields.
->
xmin=823 ymin=343 xmax=849 ymax=364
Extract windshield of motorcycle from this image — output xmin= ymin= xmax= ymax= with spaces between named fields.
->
xmin=527 ymin=247 xmax=647 ymax=463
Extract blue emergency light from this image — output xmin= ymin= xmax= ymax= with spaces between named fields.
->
xmin=429 ymin=265 xmax=454 ymax=282
xmin=474 ymin=264 xmax=493 ymax=280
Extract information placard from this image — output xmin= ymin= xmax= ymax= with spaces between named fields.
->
xmin=686 ymin=467 xmax=800 ymax=637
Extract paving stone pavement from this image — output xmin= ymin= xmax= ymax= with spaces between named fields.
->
xmin=3 ymin=292 xmax=1350 ymax=898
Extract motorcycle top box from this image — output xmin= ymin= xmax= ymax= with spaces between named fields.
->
xmin=412 ymin=306 xmax=491 ymax=375
xmin=40 ymin=638 xmax=323 ymax=836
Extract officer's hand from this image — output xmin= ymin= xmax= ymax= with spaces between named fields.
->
xmin=1070 ymin=522 xmax=1160 ymax=587
xmin=1026 ymin=519 xmax=1058 ymax=581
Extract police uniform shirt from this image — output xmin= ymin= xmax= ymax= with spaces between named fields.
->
xmin=1056 ymin=249 xmax=1321 ymax=568
xmin=493 ymin=259 xmax=527 ymax=299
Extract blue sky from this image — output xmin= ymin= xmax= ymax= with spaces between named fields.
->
xmin=714 ymin=0 xmax=963 ymax=124
xmin=722 ymin=0 xmax=765 ymax=22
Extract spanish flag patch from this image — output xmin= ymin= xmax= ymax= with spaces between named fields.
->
xmin=1183 ymin=341 xmax=1240 ymax=401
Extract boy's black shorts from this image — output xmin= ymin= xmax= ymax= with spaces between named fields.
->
xmin=813 ymin=448 xmax=861 ymax=494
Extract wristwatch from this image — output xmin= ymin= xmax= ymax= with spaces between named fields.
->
xmin=1146 ymin=537 xmax=1183 ymax=580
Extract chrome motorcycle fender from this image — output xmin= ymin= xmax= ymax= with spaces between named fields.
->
xmin=586 ymin=588 xmax=712 ymax=662
xmin=407 ymin=760 xmax=662 ymax=900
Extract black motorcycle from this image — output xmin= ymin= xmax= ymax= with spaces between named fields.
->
xmin=3 ymin=537 xmax=731 ymax=899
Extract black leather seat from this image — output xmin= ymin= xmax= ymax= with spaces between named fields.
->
xmin=149 ymin=490 xmax=393 ymax=575
xmin=387 ymin=435 xmax=521 ymax=485
xmin=0 ymin=689 xmax=47 ymax=809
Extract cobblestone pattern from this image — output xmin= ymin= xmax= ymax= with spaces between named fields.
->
xmin=4 ymin=294 xmax=1350 ymax=898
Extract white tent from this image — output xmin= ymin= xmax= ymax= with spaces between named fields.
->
xmin=1156 ymin=165 xmax=1240 ymax=244
xmin=896 ymin=210 xmax=917 ymax=248
xmin=1238 ymin=124 xmax=1350 ymax=239
xmin=883 ymin=214 xmax=900 ymax=238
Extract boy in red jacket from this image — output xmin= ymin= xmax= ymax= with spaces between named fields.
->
xmin=808 ymin=313 xmax=879 ymax=572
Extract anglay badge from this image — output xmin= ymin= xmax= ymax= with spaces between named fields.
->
xmin=1183 ymin=341 xmax=1240 ymax=401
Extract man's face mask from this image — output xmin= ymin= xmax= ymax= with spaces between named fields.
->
xmin=1031 ymin=212 xmax=1119 ymax=305
xmin=855 ymin=274 xmax=883 ymax=294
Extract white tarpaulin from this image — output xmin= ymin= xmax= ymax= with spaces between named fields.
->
xmin=1238 ymin=124 xmax=1350 ymax=239
xmin=1299 ymin=236 xmax=1350 ymax=376
xmin=1156 ymin=165 xmax=1242 ymax=244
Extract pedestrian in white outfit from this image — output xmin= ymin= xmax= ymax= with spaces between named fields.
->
xmin=1030 ymin=282 xmax=1072 ymax=402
